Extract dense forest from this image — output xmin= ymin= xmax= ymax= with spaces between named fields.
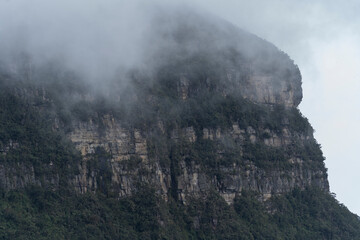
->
xmin=0 ymin=63 xmax=359 ymax=239
xmin=0 ymin=7 xmax=360 ymax=239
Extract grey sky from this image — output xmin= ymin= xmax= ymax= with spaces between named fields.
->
xmin=0 ymin=0 xmax=359 ymax=215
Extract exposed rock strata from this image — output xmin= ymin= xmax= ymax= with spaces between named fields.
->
xmin=66 ymin=115 xmax=328 ymax=204
xmin=0 ymin=12 xmax=327 ymax=205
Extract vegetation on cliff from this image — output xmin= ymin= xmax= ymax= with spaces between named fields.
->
xmin=0 ymin=8 xmax=359 ymax=239
xmin=1 ymin=186 xmax=359 ymax=240
xmin=0 ymin=59 xmax=359 ymax=239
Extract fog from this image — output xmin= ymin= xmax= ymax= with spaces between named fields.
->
xmin=0 ymin=0 xmax=359 ymax=215
xmin=191 ymin=0 xmax=360 ymax=216
xmin=0 ymin=1 xmax=155 ymax=82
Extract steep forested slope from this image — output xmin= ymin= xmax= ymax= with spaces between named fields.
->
xmin=0 ymin=9 xmax=359 ymax=240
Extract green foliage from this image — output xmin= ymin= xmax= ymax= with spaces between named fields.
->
xmin=242 ymin=141 xmax=289 ymax=169
xmin=234 ymin=191 xmax=284 ymax=239
xmin=0 ymin=71 xmax=354 ymax=238
xmin=271 ymin=188 xmax=360 ymax=239
xmin=122 ymin=155 xmax=143 ymax=171
xmin=184 ymin=191 xmax=254 ymax=239
xmin=0 ymin=79 xmax=81 ymax=178
xmin=233 ymin=188 xmax=360 ymax=240
xmin=71 ymin=100 xmax=97 ymax=122
xmin=0 ymin=47 xmax=351 ymax=239
xmin=0 ymin=186 xmax=157 ymax=239
xmin=86 ymin=147 xmax=113 ymax=195
xmin=1 ymin=187 xmax=359 ymax=239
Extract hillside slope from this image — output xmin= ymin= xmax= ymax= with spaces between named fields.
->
xmin=0 ymin=9 xmax=359 ymax=239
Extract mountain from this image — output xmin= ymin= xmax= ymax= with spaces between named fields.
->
xmin=0 ymin=9 xmax=359 ymax=239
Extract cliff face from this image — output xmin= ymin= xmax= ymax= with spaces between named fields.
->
xmin=0 ymin=11 xmax=327 ymax=206
xmin=2 ymin=9 xmax=360 ymax=240
xmin=60 ymin=14 xmax=325 ymax=202
xmin=65 ymin=79 xmax=327 ymax=204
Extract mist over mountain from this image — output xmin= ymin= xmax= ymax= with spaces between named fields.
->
xmin=0 ymin=1 xmax=297 ymax=91
xmin=0 ymin=1 xmax=359 ymax=239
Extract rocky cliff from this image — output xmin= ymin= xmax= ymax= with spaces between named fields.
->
xmin=63 ymin=13 xmax=327 ymax=203
xmin=2 ymin=9 xmax=360 ymax=240
xmin=0 ymin=11 xmax=328 ymax=205
xmin=67 ymin=103 xmax=328 ymax=204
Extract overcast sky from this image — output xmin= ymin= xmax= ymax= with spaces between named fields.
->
xmin=0 ymin=0 xmax=359 ymax=215
xmin=191 ymin=0 xmax=360 ymax=215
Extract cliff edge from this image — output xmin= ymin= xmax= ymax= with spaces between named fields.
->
xmin=0 ymin=9 xmax=358 ymax=240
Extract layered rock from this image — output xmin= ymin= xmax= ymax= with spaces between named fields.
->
xmin=0 ymin=10 xmax=328 ymax=205
xmin=65 ymin=111 xmax=328 ymax=204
